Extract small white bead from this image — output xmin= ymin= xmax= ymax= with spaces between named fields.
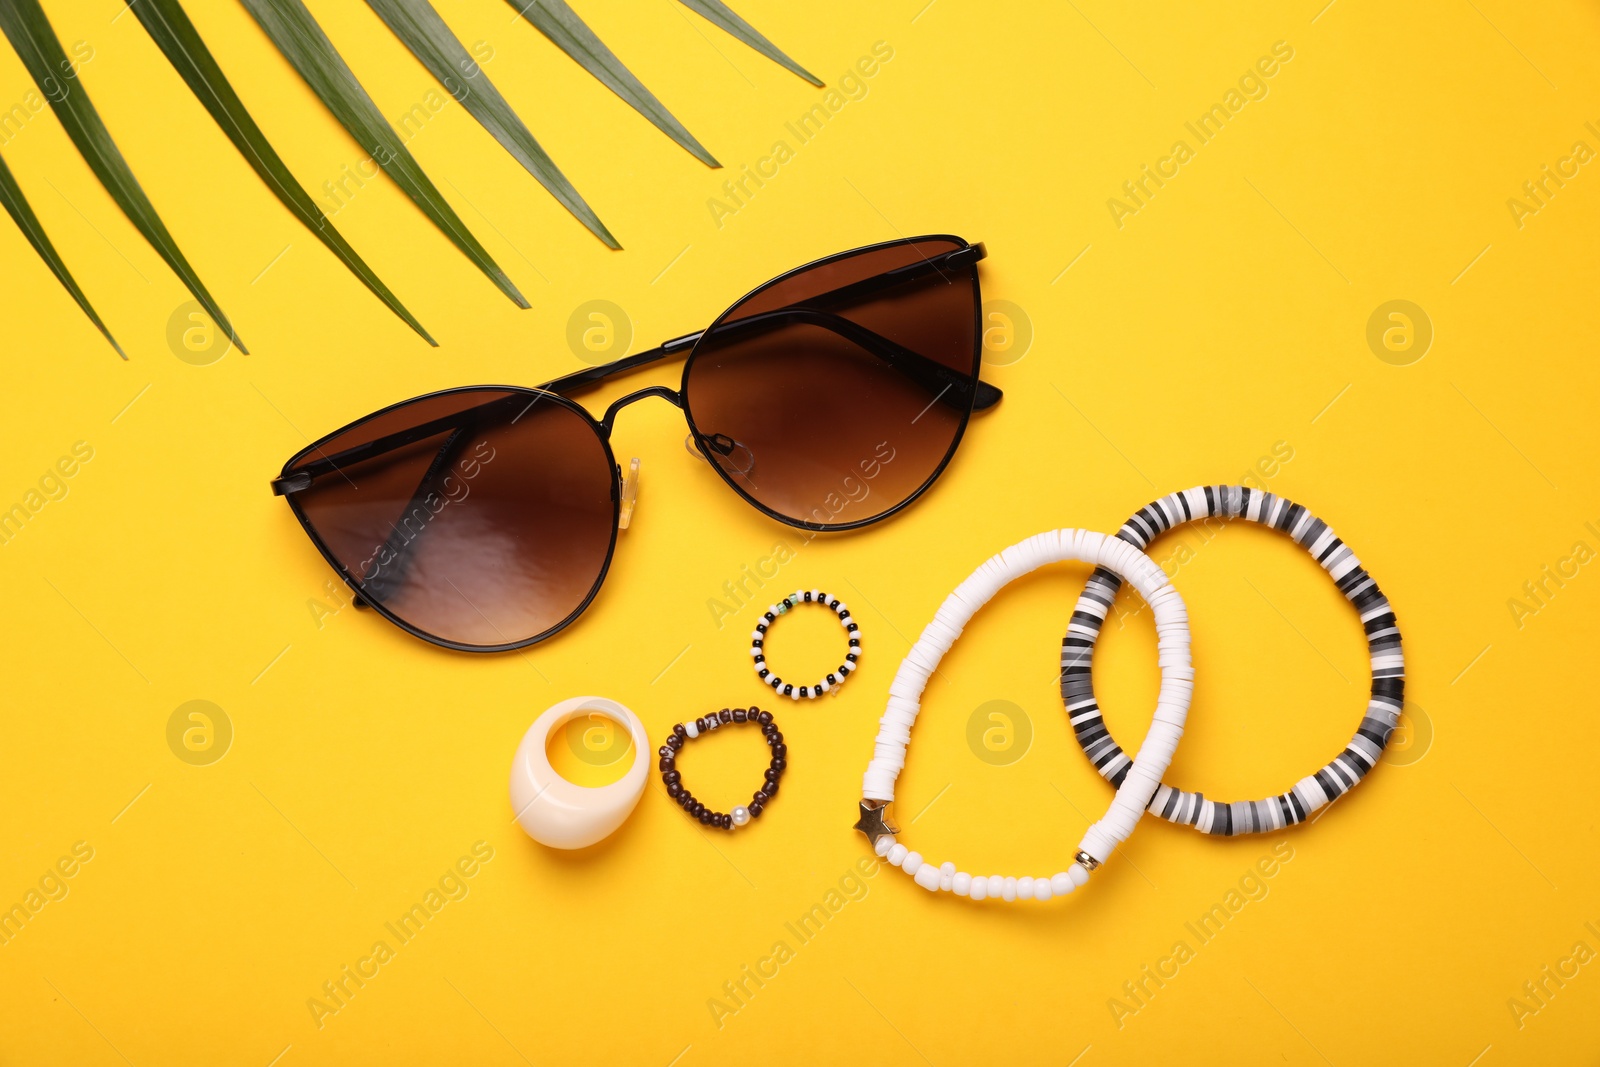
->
xmin=731 ymin=806 xmax=750 ymax=827
xmin=903 ymin=851 xmax=924 ymax=876
xmin=939 ymin=869 xmax=954 ymax=892
xmin=874 ymin=835 xmax=894 ymax=857
xmin=684 ymin=721 xmax=699 ymax=738
xmin=914 ymin=862 xmax=941 ymax=891
xmin=986 ymin=875 xmax=1004 ymax=898
xmin=1067 ymin=863 xmax=1090 ymax=887
xmin=887 ymin=844 xmax=908 ymax=867
xmin=1051 ymin=872 xmax=1074 ymax=896
xmin=1017 ymin=876 xmax=1035 ymax=900
xmin=969 ymin=875 xmax=988 ymax=900
xmin=1001 ymin=877 xmax=1017 ymax=902
xmin=952 ymin=872 xmax=972 ymax=897
xmin=1034 ymin=876 xmax=1052 ymax=902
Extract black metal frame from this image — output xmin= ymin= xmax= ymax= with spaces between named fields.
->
xmin=273 ymin=234 xmax=995 ymax=652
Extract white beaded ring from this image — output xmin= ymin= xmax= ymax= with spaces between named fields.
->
xmin=1061 ymin=485 xmax=1405 ymax=835
xmin=856 ymin=530 xmax=1193 ymax=901
xmin=750 ymin=589 xmax=860 ymax=700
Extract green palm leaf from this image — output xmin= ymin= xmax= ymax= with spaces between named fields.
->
xmin=241 ymin=0 xmax=528 ymax=308
xmin=365 ymin=0 xmax=618 ymax=249
xmin=129 ymin=0 xmax=436 ymax=345
xmin=506 ymin=0 xmax=718 ymax=167
xmin=0 ymin=148 xmax=124 ymax=358
xmin=0 ymin=0 xmax=245 ymax=352
xmin=677 ymin=0 xmax=821 ymax=86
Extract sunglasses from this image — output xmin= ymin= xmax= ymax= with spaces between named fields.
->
xmin=271 ymin=235 xmax=1000 ymax=652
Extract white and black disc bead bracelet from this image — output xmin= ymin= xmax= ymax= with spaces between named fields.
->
xmin=750 ymin=589 xmax=860 ymax=700
xmin=659 ymin=707 xmax=787 ymax=830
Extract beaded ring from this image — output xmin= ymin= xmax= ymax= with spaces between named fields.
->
xmin=857 ymin=530 xmax=1192 ymax=902
xmin=1061 ymin=485 xmax=1405 ymax=835
xmin=749 ymin=589 xmax=860 ymax=700
xmin=660 ymin=707 xmax=787 ymax=830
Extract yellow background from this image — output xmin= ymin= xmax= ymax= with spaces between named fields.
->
xmin=2 ymin=0 xmax=1597 ymax=1063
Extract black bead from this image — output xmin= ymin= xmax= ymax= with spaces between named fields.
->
xmin=764 ymin=767 xmax=780 ymax=783
xmin=763 ymin=780 xmax=780 ymax=796
xmin=666 ymin=782 xmax=683 ymax=798
xmin=766 ymin=732 xmax=783 ymax=747
xmin=762 ymin=722 xmax=778 ymax=736
xmin=770 ymin=758 xmax=787 ymax=772
xmin=749 ymin=802 xmax=764 ymax=817
xmin=719 ymin=709 xmax=733 ymax=723
xmin=721 ymin=813 xmax=733 ymax=829
xmin=827 ymin=673 xmax=838 ymax=684
xmin=666 ymin=735 xmax=683 ymax=751
xmin=698 ymin=810 xmax=712 ymax=824
xmin=773 ymin=744 xmax=787 ymax=759
xmin=658 ymin=745 xmax=671 ymax=758
xmin=664 ymin=770 xmax=681 ymax=785
xmin=757 ymin=711 xmax=773 ymax=725
xmin=733 ymin=708 xmax=747 ymax=723
xmin=657 ymin=756 xmax=674 ymax=771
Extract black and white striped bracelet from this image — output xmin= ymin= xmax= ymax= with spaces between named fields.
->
xmin=749 ymin=589 xmax=860 ymax=700
xmin=1060 ymin=485 xmax=1405 ymax=836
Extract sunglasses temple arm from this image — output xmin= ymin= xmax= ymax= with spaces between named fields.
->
xmin=273 ymin=245 xmax=998 ymax=493
xmin=272 ymin=394 xmax=531 ymax=494
xmin=354 ymin=425 xmax=477 ymax=605
xmin=537 ymin=242 xmax=996 ymax=403
xmin=702 ymin=308 xmax=999 ymax=412
xmin=538 ymin=337 xmax=691 ymax=398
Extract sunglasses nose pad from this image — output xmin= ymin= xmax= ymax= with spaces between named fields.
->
xmin=617 ymin=457 xmax=641 ymax=530
xmin=687 ymin=432 xmax=755 ymax=477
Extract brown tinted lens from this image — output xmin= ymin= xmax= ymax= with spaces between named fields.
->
xmin=286 ymin=389 xmax=616 ymax=648
xmin=683 ymin=238 xmax=979 ymax=527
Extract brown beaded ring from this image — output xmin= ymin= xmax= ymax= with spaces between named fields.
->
xmin=658 ymin=707 xmax=787 ymax=830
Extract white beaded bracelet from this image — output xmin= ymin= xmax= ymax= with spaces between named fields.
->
xmin=856 ymin=529 xmax=1193 ymax=901
xmin=750 ymin=589 xmax=860 ymax=700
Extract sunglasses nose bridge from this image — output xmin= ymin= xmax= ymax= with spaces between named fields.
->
xmin=600 ymin=385 xmax=684 ymax=435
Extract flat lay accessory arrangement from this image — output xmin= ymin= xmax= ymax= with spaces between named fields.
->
xmin=269 ymin=236 xmax=996 ymax=652
xmin=1060 ymin=485 xmax=1406 ymax=835
xmin=510 ymin=696 xmax=650 ymax=850
xmin=659 ymin=707 xmax=787 ymax=830
xmin=857 ymin=529 xmax=1194 ymax=901
xmin=252 ymin=234 xmax=1408 ymax=902
xmin=750 ymin=589 xmax=861 ymax=699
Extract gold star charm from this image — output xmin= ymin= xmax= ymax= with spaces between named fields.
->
xmin=854 ymin=800 xmax=898 ymax=850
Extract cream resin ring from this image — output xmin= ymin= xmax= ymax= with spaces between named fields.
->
xmin=510 ymin=696 xmax=650 ymax=849
xmin=856 ymin=530 xmax=1192 ymax=902
xmin=1061 ymin=485 xmax=1405 ymax=835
